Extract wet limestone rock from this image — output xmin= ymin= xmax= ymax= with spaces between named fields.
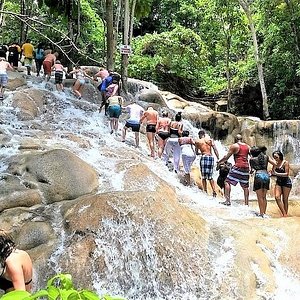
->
xmin=6 ymin=149 xmax=99 ymax=204
xmin=12 ymin=88 xmax=48 ymax=120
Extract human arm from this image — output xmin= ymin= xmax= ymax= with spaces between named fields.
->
xmin=211 ymin=140 xmax=219 ymax=160
xmin=140 ymin=112 xmax=147 ymax=124
xmin=217 ymin=143 xmax=238 ymax=165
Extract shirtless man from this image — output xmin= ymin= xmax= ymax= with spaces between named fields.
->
xmin=140 ymin=106 xmax=159 ymax=157
xmin=217 ymin=134 xmax=250 ymax=206
xmin=195 ymin=130 xmax=219 ymax=197
xmin=122 ymin=101 xmax=144 ymax=147
xmin=0 ymin=57 xmax=14 ymax=101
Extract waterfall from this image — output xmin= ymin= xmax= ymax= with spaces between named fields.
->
xmin=1 ymin=77 xmax=300 ymax=299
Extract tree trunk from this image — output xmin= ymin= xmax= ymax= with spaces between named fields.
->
xmin=225 ymin=35 xmax=232 ymax=112
xmin=129 ymin=0 xmax=136 ymax=44
xmin=20 ymin=0 xmax=26 ymax=43
xmin=239 ymin=0 xmax=270 ymax=120
xmin=121 ymin=0 xmax=129 ymax=94
xmin=106 ymin=0 xmax=114 ymax=70
xmin=0 ymin=0 xmax=5 ymax=28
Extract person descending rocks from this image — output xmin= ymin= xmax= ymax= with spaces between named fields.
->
xmin=195 ymin=130 xmax=219 ymax=197
xmin=140 ymin=106 xmax=159 ymax=157
xmin=163 ymin=111 xmax=183 ymax=172
xmin=0 ymin=57 xmax=14 ymax=101
xmin=122 ymin=101 xmax=144 ymax=148
xmin=217 ymin=134 xmax=250 ymax=206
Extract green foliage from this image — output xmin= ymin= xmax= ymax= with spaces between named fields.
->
xmin=0 ymin=274 xmax=126 ymax=300
xmin=129 ymin=25 xmax=209 ymax=94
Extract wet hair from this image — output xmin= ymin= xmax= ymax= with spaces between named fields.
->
xmin=162 ymin=111 xmax=168 ymax=117
xmin=0 ymin=230 xmax=16 ymax=266
xmin=198 ymin=130 xmax=205 ymax=137
xmin=175 ymin=112 xmax=182 ymax=122
xmin=182 ymin=130 xmax=189 ymax=137
xmin=272 ymin=150 xmax=283 ymax=161
xmin=55 ymin=60 xmax=61 ymax=64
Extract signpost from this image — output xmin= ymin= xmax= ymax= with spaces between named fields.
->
xmin=120 ymin=45 xmax=132 ymax=55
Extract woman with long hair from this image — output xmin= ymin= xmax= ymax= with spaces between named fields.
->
xmin=163 ymin=111 xmax=183 ymax=173
xmin=0 ymin=230 xmax=33 ymax=293
xmin=249 ymin=146 xmax=274 ymax=217
xmin=271 ymin=150 xmax=292 ymax=217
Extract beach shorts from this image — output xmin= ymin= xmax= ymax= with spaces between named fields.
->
xmin=200 ymin=155 xmax=214 ymax=180
xmin=253 ymin=172 xmax=270 ymax=191
xmin=125 ymin=121 xmax=140 ymax=132
xmin=55 ymin=71 xmax=63 ymax=84
xmin=108 ymin=105 xmax=121 ymax=118
xmin=0 ymin=74 xmax=8 ymax=86
xmin=24 ymin=57 xmax=33 ymax=67
xmin=43 ymin=60 xmax=52 ymax=75
xmin=146 ymin=124 xmax=156 ymax=133
xmin=276 ymin=177 xmax=292 ymax=188
xmin=225 ymin=165 xmax=250 ymax=188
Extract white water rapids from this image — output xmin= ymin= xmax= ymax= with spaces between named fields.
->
xmin=1 ymin=78 xmax=300 ymax=299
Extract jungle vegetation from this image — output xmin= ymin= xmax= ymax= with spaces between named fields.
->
xmin=0 ymin=0 xmax=300 ymax=120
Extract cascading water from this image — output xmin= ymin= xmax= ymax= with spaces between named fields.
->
xmin=1 ymin=77 xmax=300 ymax=299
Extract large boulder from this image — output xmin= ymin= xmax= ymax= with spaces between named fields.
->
xmin=12 ymin=88 xmax=48 ymax=120
xmin=183 ymin=111 xmax=240 ymax=141
xmin=6 ymin=149 xmax=99 ymax=204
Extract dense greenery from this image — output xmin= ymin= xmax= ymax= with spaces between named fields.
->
xmin=0 ymin=0 xmax=300 ymax=119
xmin=0 ymin=274 xmax=125 ymax=300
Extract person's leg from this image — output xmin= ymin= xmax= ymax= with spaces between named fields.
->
xmin=134 ymin=132 xmax=140 ymax=147
xmin=224 ymin=182 xmax=231 ymax=204
xmin=147 ymin=132 xmax=155 ymax=157
xmin=242 ymin=186 xmax=249 ymax=206
xmin=274 ymin=185 xmax=287 ymax=217
xmin=122 ymin=126 xmax=127 ymax=142
xmin=162 ymin=139 xmax=171 ymax=162
xmin=173 ymin=142 xmax=181 ymax=172
xmin=282 ymin=186 xmax=291 ymax=215
xmin=109 ymin=119 xmax=114 ymax=134
xmin=157 ymin=138 xmax=165 ymax=158
xmin=209 ymin=179 xmax=217 ymax=197
xmin=262 ymin=189 xmax=268 ymax=214
xmin=73 ymin=81 xmax=81 ymax=97
xmin=256 ymin=189 xmax=265 ymax=215
xmin=201 ymin=178 xmax=208 ymax=193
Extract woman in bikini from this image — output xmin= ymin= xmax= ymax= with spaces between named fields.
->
xmin=0 ymin=230 xmax=33 ymax=293
xmin=69 ymin=66 xmax=92 ymax=99
xmin=271 ymin=151 xmax=292 ymax=217
xmin=156 ymin=111 xmax=171 ymax=158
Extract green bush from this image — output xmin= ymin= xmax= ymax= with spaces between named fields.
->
xmin=0 ymin=274 xmax=126 ymax=300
